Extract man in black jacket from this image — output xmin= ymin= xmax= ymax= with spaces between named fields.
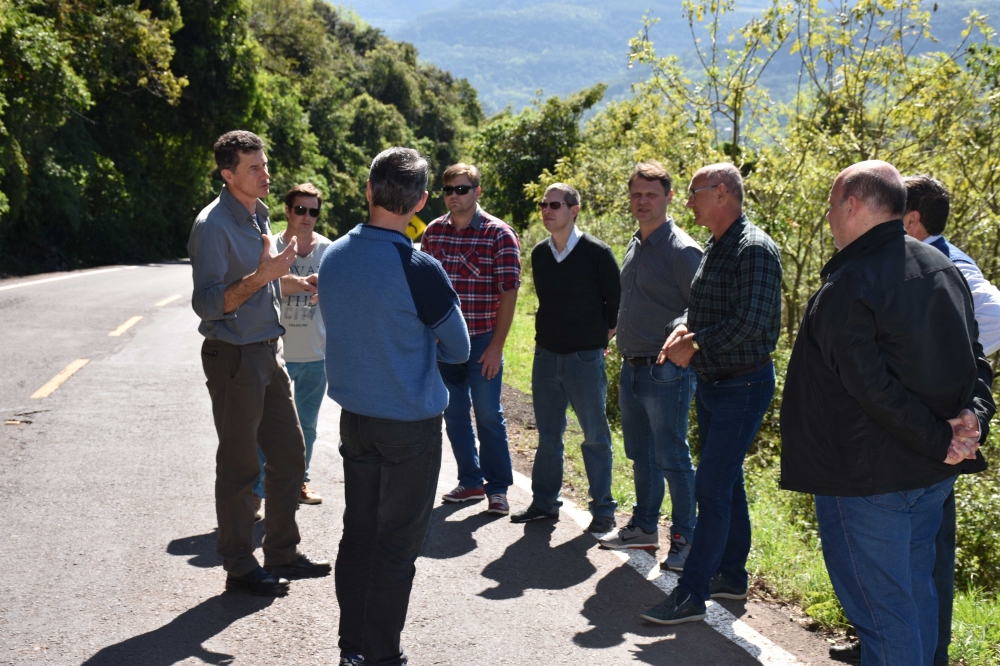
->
xmin=780 ymin=160 xmax=995 ymax=666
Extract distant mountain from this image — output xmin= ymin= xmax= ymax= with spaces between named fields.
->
xmin=350 ymin=1 xmax=999 ymax=114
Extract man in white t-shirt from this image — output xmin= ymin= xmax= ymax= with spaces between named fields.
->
xmin=254 ymin=183 xmax=334 ymax=510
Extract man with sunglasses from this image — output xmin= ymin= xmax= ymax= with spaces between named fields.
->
xmin=421 ymin=163 xmax=521 ymax=516
xmin=252 ymin=183 xmax=333 ymax=515
xmin=510 ymin=183 xmax=620 ymax=534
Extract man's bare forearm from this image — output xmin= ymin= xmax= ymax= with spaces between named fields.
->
xmin=223 ymin=272 xmax=267 ymax=314
xmin=490 ymin=289 xmax=518 ymax=349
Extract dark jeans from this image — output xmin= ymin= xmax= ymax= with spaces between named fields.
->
xmin=678 ymin=362 xmax=775 ymax=602
xmin=336 ymin=409 xmax=443 ymax=666
xmin=933 ymin=490 xmax=956 ymax=666
xmin=201 ymin=338 xmax=304 ymax=576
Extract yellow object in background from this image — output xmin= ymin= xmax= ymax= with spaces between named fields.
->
xmin=405 ymin=214 xmax=427 ymax=240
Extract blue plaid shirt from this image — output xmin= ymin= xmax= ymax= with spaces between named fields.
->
xmin=676 ymin=215 xmax=782 ymax=374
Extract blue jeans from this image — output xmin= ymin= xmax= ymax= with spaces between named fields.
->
xmin=815 ymin=476 xmax=956 ymax=666
xmin=933 ymin=490 xmax=956 ymax=666
xmin=530 ymin=346 xmax=616 ymax=517
xmin=678 ymin=361 xmax=774 ymax=602
xmin=336 ymin=409 xmax=443 ymax=666
xmin=254 ymin=359 xmax=326 ymax=497
xmin=439 ymin=331 xmax=512 ymax=496
xmin=619 ymin=359 xmax=697 ymax=538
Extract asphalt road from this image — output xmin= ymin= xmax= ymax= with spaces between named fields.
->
xmin=0 ymin=263 xmax=840 ymax=665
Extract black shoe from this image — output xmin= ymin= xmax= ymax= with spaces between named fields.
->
xmin=226 ymin=566 xmax=289 ymax=596
xmin=339 ymin=655 xmax=364 ymax=666
xmin=510 ymin=504 xmax=558 ymax=523
xmin=586 ymin=515 xmax=616 ymax=534
xmin=708 ymin=572 xmax=748 ymax=600
xmin=639 ymin=587 xmax=707 ymax=625
xmin=829 ymin=640 xmax=861 ymax=664
xmin=264 ymin=553 xmax=332 ymax=579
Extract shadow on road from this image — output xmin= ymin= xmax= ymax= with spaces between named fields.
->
xmin=167 ymin=523 xmax=265 ymax=568
xmin=477 ymin=521 xmax=597 ymax=599
xmin=420 ymin=500 xmax=500 ymax=560
xmin=80 ymin=593 xmax=273 ymax=665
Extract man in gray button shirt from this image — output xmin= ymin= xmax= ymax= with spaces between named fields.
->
xmin=189 ymin=130 xmax=330 ymax=596
xmin=599 ymin=162 xmax=703 ymax=572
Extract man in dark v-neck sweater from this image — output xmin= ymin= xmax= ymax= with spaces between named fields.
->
xmin=509 ymin=183 xmax=621 ymax=534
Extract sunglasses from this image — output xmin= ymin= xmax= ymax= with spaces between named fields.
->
xmin=442 ymin=185 xmax=474 ymax=196
xmin=538 ymin=201 xmax=570 ymax=210
xmin=292 ymin=205 xmax=320 ymax=217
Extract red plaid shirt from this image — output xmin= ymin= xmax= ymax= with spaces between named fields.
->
xmin=421 ymin=206 xmax=521 ymax=337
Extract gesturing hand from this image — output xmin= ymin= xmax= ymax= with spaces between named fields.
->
xmin=256 ymin=234 xmax=298 ymax=284
xmin=944 ymin=408 xmax=981 ymax=465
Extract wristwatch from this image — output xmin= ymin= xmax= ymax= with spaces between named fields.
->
xmin=691 ymin=337 xmax=700 ymax=352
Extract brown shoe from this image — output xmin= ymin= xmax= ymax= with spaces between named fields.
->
xmin=253 ymin=493 xmax=263 ymax=523
xmin=299 ymin=482 xmax=323 ymax=505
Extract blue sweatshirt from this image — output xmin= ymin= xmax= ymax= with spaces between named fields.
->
xmin=319 ymin=224 xmax=470 ymax=421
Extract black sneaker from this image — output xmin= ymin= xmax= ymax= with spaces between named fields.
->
xmin=510 ymin=504 xmax=558 ymax=523
xmin=585 ymin=515 xmax=616 ymax=535
xmin=709 ymin=572 xmax=748 ymax=600
xmin=339 ymin=655 xmax=364 ymax=666
xmin=226 ymin=566 xmax=289 ymax=596
xmin=639 ymin=587 xmax=707 ymax=625
xmin=829 ymin=640 xmax=861 ymax=664
xmin=264 ymin=553 xmax=332 ymax=579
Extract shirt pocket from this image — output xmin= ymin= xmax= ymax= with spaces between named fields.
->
xmin=456 ymin=250 xmax=480 ymax=279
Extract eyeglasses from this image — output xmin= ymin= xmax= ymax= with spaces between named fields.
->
xmin=538 ymin=201 xmax=570 ymax=210
xmin=292 ymin=205 xmax=320 ymax=217
xmin=442 ymin=185 xmax=474 ymax=196
xmin=686 ymin=183 xmax=720 ymax=199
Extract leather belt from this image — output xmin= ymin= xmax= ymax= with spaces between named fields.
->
xmin=696 ymin=354 xmax=771 ymax=383
xmin=624 ymin=355 xmax=659 ymax=368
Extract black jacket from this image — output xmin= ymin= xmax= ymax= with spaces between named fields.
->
xmin=780 ymin=221 xmax=995 ymax=496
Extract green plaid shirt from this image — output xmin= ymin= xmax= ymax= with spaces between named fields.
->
xmin=678 ymin=215 xmax=782 ymax=374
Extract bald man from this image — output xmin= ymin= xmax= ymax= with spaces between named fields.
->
xmin=779 ymin=161 xmax=995 ymax=665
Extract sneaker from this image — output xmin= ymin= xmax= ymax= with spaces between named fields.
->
xmin=487 ymin=494 xmax=509 ymax=515
xmin=660 ymin=533 xmax=692 ymax=571
xmin=585 ymin=515 xmax=616 ymax=535
xmin=299 ymin=482 xmax=323 ymax=505
xmin=829 ymin=640 xmax=861 ymax=664
xmin=339 ymin=655 xmax=364 ymax=666
xmin=510 ymin=504 xmax=558 ymax=523
xmin=442 ymin=485 xmax=486 ymax=503
xmin=639 ymin=587 xmax=707 ymax=625
xmin=598 ymin=522 xmax=658 ymax=550
xmin=709 ymin=572 xmax=748 ymax=599
xmin=253 ymin=493 xmax=263 ymax=523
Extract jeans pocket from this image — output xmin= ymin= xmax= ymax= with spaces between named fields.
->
xmin=575 ymin=349 xmax=602 ymax=364
xmin=870 ymin=489 xmax=920 ymax=511
xmin=649 ymin=360 xmax=682 ymax=384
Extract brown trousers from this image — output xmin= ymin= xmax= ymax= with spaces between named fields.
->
xmin=201 ymin=338 xmax=304 ymax=575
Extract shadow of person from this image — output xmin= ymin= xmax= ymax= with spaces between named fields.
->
xmin=478 ymin=521 xmax=597 ymax=600
xmin=80 ymin=593 xmax=274 ymax=665
xmin=420 ymin=501 xmax=500 ymax=560
xmin=166 ymin=523 xmax=265 ymax=568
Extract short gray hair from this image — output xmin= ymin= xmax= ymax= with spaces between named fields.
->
xmin=701 ymin=163 xmax=744 ymax=205
xmin=842 ymin=167 xmax=906 ymax=217
xmin=545 ymin=182 xmax=581 ymax=221
xmin=369 ymin=148 xmax=429 ymax=215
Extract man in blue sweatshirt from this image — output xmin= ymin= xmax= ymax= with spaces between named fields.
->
xmin=319 ymin=147 xmax=470 ymax=666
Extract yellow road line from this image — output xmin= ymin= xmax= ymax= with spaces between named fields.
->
xmin=155 ymin=294 xmax=181 ymax=307
xmin=30 ymin=359 xmax=90 ymax=399
xmin=109 ymin=316 xmax=143 ymax=337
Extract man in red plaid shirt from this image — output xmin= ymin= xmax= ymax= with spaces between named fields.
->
xmin=421 ymin=163 xmax=521 ymax=515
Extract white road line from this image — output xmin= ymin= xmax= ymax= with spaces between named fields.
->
xmin=30 ymin=359 xmax=90 ymax=399
xmin=109 ymin=316 xmax=143 ymax=337
xmin=509 ymin=468 xmax=805 ymax=665
xmin=0 ymin=267 xmax=123 ymax=292
xmin=155 ymin=295 xmax=182 ymax=307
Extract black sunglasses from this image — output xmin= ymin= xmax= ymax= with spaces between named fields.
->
xmin=292 ymin=205 xmax=320 ymax=217
xmin=538 ymin=201 xmax=570 ymax=210
xmin=442 ymin=185 xmax=474 ymax=196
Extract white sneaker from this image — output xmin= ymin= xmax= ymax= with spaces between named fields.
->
xmin=598 ymin=522 xmax=659 ymax=549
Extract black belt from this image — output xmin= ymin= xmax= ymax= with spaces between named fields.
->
xmin=624 ymin=355 xmax=659 ymax=367
xmin=696 ymin=354 xmax=771 ymax=383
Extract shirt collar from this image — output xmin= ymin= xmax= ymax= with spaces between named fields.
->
xmin=548 ymin=225 xmax=583 ymax=261
xmin=445 ymin=204 xmax=484 ymax=230
xmin=923 ymin=234 xmax=942 ymax=245
xmin=708 ymin=214 xmax=747 ymax=250
xmin=820 ymin=219 xmax=905 ymax=280
xmin=633 ymin=218 xmax=675 ymax=246
xmin=220 ymin=184 xmax=269 ymax=228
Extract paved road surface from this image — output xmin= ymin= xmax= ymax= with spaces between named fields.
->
xmin=0 ymin=264 xmax=840 ymax=665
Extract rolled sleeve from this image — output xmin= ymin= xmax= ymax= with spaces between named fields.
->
xmin=189 ymin=222 xmax=238 ymax=322
xmin=493 ymin=226 xmax=522 ymax=293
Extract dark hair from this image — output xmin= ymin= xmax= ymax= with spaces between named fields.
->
xmin=903 ymin=174 xmax=950 ymax=236
xmin=213 ymin=130 xmax=265 ymax=173
xmin=369 ymin=148 xmax=429 ymax=215
xmin=628 ymin=161 xmax=672 ymax=195
xmin=841 ymin=168 xmax=907 ymax=218
xmin=285 ymin=182 xmax=323 ymax=209
xmin=443 ymin=163 xmax=481 ymax=188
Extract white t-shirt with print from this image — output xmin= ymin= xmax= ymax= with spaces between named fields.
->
xmin=274 ymin=233 xmax=333 ymax=362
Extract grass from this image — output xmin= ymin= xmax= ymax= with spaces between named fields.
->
xmin=504 ymin=279 xmax=1000 ymax=665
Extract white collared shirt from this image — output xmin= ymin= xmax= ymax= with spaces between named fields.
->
xmin=548 ymin=225 xmax=584 ymax=263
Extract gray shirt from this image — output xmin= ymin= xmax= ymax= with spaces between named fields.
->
xmin=617 ymin=219 xmax=704 ymax=357
xmin=188 ymin=185 xmax=283 ymax=345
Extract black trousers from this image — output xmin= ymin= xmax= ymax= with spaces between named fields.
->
xmin=336 ymin=409 xmax=443 ymax=666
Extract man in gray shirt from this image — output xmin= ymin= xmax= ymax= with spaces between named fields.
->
xmin=189 ymin=130 xmax=330 ymax=596
xmin=599 ymin=161 xmax=703 ymax=572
